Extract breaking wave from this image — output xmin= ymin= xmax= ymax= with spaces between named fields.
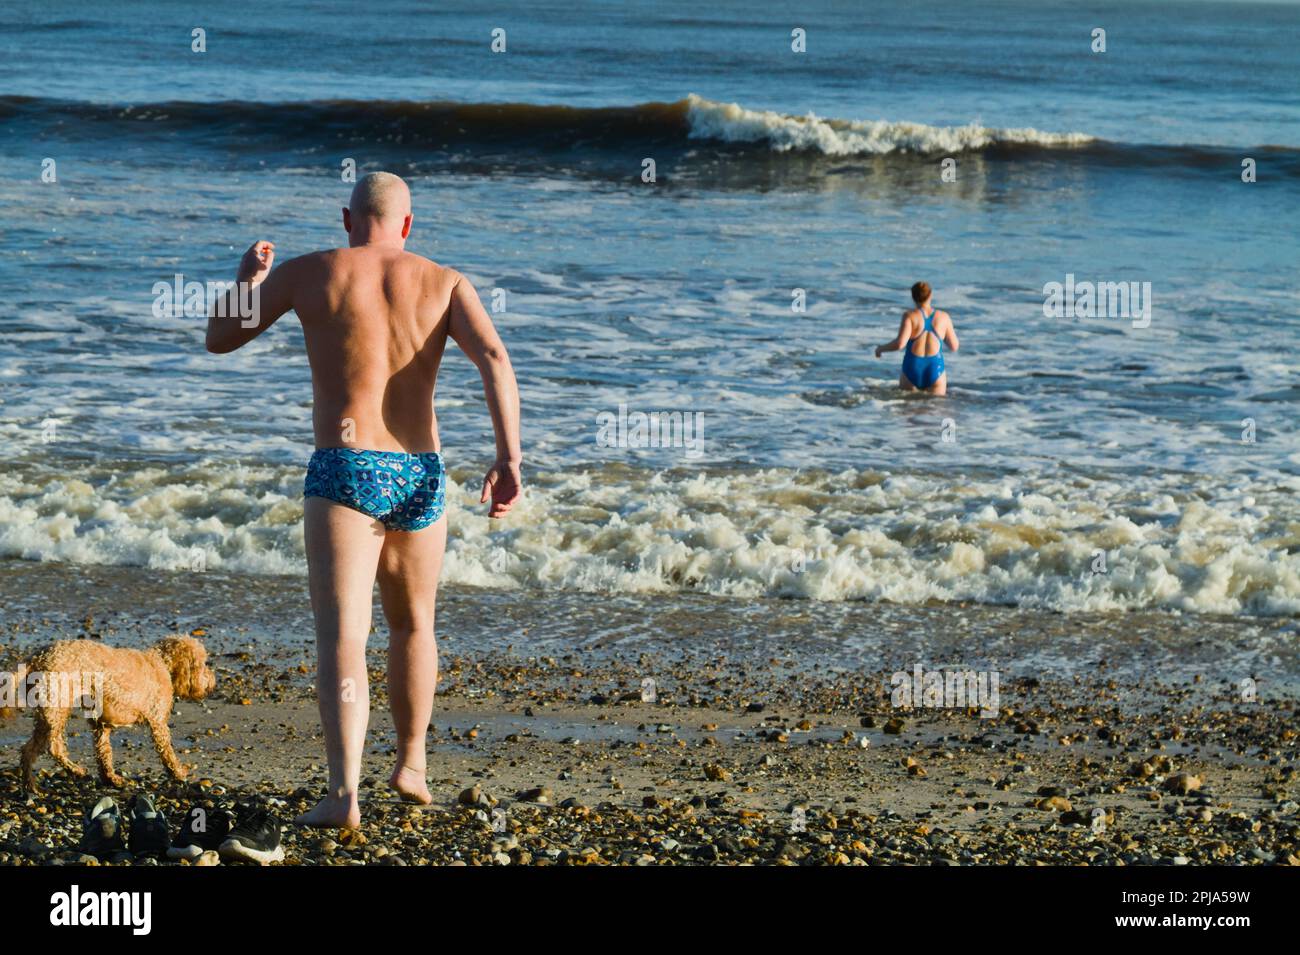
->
xmin=1 ymin=459 xmax=1296 ymax=617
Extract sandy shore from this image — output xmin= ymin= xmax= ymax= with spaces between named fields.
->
xmin=0 ymin=559 xmax=1296 ymax=866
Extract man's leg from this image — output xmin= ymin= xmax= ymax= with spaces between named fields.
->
xmin=296 ymin=496 xmax=387 ymax=828
xmin=376 ymin=514 xmax=447 ymax=804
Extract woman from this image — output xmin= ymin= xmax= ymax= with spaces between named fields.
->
xmin=875 ymin=281 xmax=959 ymax=396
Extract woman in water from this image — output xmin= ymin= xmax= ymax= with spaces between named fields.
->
xmin=875 ymin=281 xmax=959 ymax=396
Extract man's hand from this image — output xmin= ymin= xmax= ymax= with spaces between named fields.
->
xmin=238 ymin=241 xmax=275 ymax=287
xmin=480 ymin=459 xmax=522 ymax=518
xmin=874 ymin=345 xmax=884 ymax=358
xmin=206 ymin=241 xmax=293 ymax=353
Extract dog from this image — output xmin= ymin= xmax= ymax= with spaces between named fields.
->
xmin=2 ymin=636 xmax=216 ymax=792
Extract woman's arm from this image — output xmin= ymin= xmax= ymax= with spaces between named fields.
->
xmin=875 ymin=312 xmax=913 ymax=358
xmin=941 ymin=311 xmax=959 ymax=352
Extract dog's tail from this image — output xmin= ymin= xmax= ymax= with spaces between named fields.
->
xmin=0 ymin=664 xmax=29 ymax=719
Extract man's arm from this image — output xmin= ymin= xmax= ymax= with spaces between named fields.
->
xmin=875 ymin=312 xmax=913 ymax=358
xmin=205 ymin=241 xmax=296 ymax=353
xmin=447 ymin=271 xmax=522 ymax=518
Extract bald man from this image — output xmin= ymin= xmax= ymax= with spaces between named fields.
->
xmin=205 ymin=172 xmax=522 ymax=827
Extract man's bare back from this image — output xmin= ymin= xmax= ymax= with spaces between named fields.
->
xmin=294 ymin=246 xmax=453 ymax=452
xmin=209 ymin=241 xmax=512 ymax=451
xmin=204 ymin=171 xmax=521 ymax=826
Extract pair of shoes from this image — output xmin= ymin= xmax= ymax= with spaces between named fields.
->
xmin=80 ymin=796 xmax=285 ymax=864
xmin=79 ymin=795 xmax=170 ymax=859
xmin=169 ymin=802 xmax=285 ymax=864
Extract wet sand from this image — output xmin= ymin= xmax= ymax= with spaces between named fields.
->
xmin=0 ymin=559 xmax=1296 ymax=865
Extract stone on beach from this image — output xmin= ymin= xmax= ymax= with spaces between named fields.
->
xmin=1163 ymin=773 xmax=1202 ymax=795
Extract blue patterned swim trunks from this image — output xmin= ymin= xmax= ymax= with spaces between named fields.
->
xmin=304 ymin=448 xmax=447 ymax=531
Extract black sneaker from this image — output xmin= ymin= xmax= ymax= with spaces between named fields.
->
xmin=166 ymin=804 xmax=235 ymax=861
xmin=79 ymin=797 xmax=127 ymax=859
xmin=219 ymin=805 xmax=285 ymax=864
xmin=127 ymin=794 xmax=171 ymax=857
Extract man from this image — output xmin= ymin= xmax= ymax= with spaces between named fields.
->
xmin=206 ymin=172 xmax=522 ymax=827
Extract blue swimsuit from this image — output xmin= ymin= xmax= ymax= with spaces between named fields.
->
xmin=304 ymin=448 xmax=447 ymax=531
xmin=900 ymin=307 xmax=945 ymax=390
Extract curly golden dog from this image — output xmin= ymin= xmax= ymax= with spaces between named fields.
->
xmin=5 ymin=636 xmax=216 ymax=792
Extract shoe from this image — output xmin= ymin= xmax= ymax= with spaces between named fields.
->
xmin=79 ymin=797 xmax=127 ymax=859
xmin=218 ymin=804 xmax=285 ymax=865
xmin=127 ymin=794 xmax=171 ymax=857
xmin=219 ymin=805 xmax=285 ymax=864
xmin=166 ymin=803 xmax=235 ymax=860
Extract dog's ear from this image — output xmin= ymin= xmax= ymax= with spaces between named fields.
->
xmin=154 ymin=636 xmax=208 ymax=699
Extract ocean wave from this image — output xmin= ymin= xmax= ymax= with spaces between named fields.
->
xmin=0 ymin=92 xmax=1091 ymax=158
xmin=683 ymin=94 xmax=1093 ymax=155
xmin=7 ymin=93 xmax=1293 ymax=178
xmin=1 ymin=460 xmax=1296 ymax=617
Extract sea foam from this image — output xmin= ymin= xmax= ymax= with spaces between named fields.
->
xmin=684 ymin=93 xmax=1095 ymax=155
xmin=0 ymin=460 xmax=1295 ymax=617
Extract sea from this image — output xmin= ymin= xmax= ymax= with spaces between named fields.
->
xmin=1 ymin=0 xmax=1297 ymax=671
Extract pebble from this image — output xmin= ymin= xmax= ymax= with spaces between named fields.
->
xmin=1037 ymin=796 xmax=1072 ymax=812
xmin=18 ymin=837 xmax=52 ymax=859
xmin=1163 ymin=773 xmax=1202 ymax=795
xmin=339 ymin=829 xmax=368 ymax=848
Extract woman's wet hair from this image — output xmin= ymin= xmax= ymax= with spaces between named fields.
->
xmin=911 ymin=281 xmax=931 ymax=304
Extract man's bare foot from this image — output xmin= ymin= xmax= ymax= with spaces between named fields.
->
xmin=294 ymin=793 xmax=361 ymax=828
xmin=389 ymin=765 xmax=432 ymax=805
